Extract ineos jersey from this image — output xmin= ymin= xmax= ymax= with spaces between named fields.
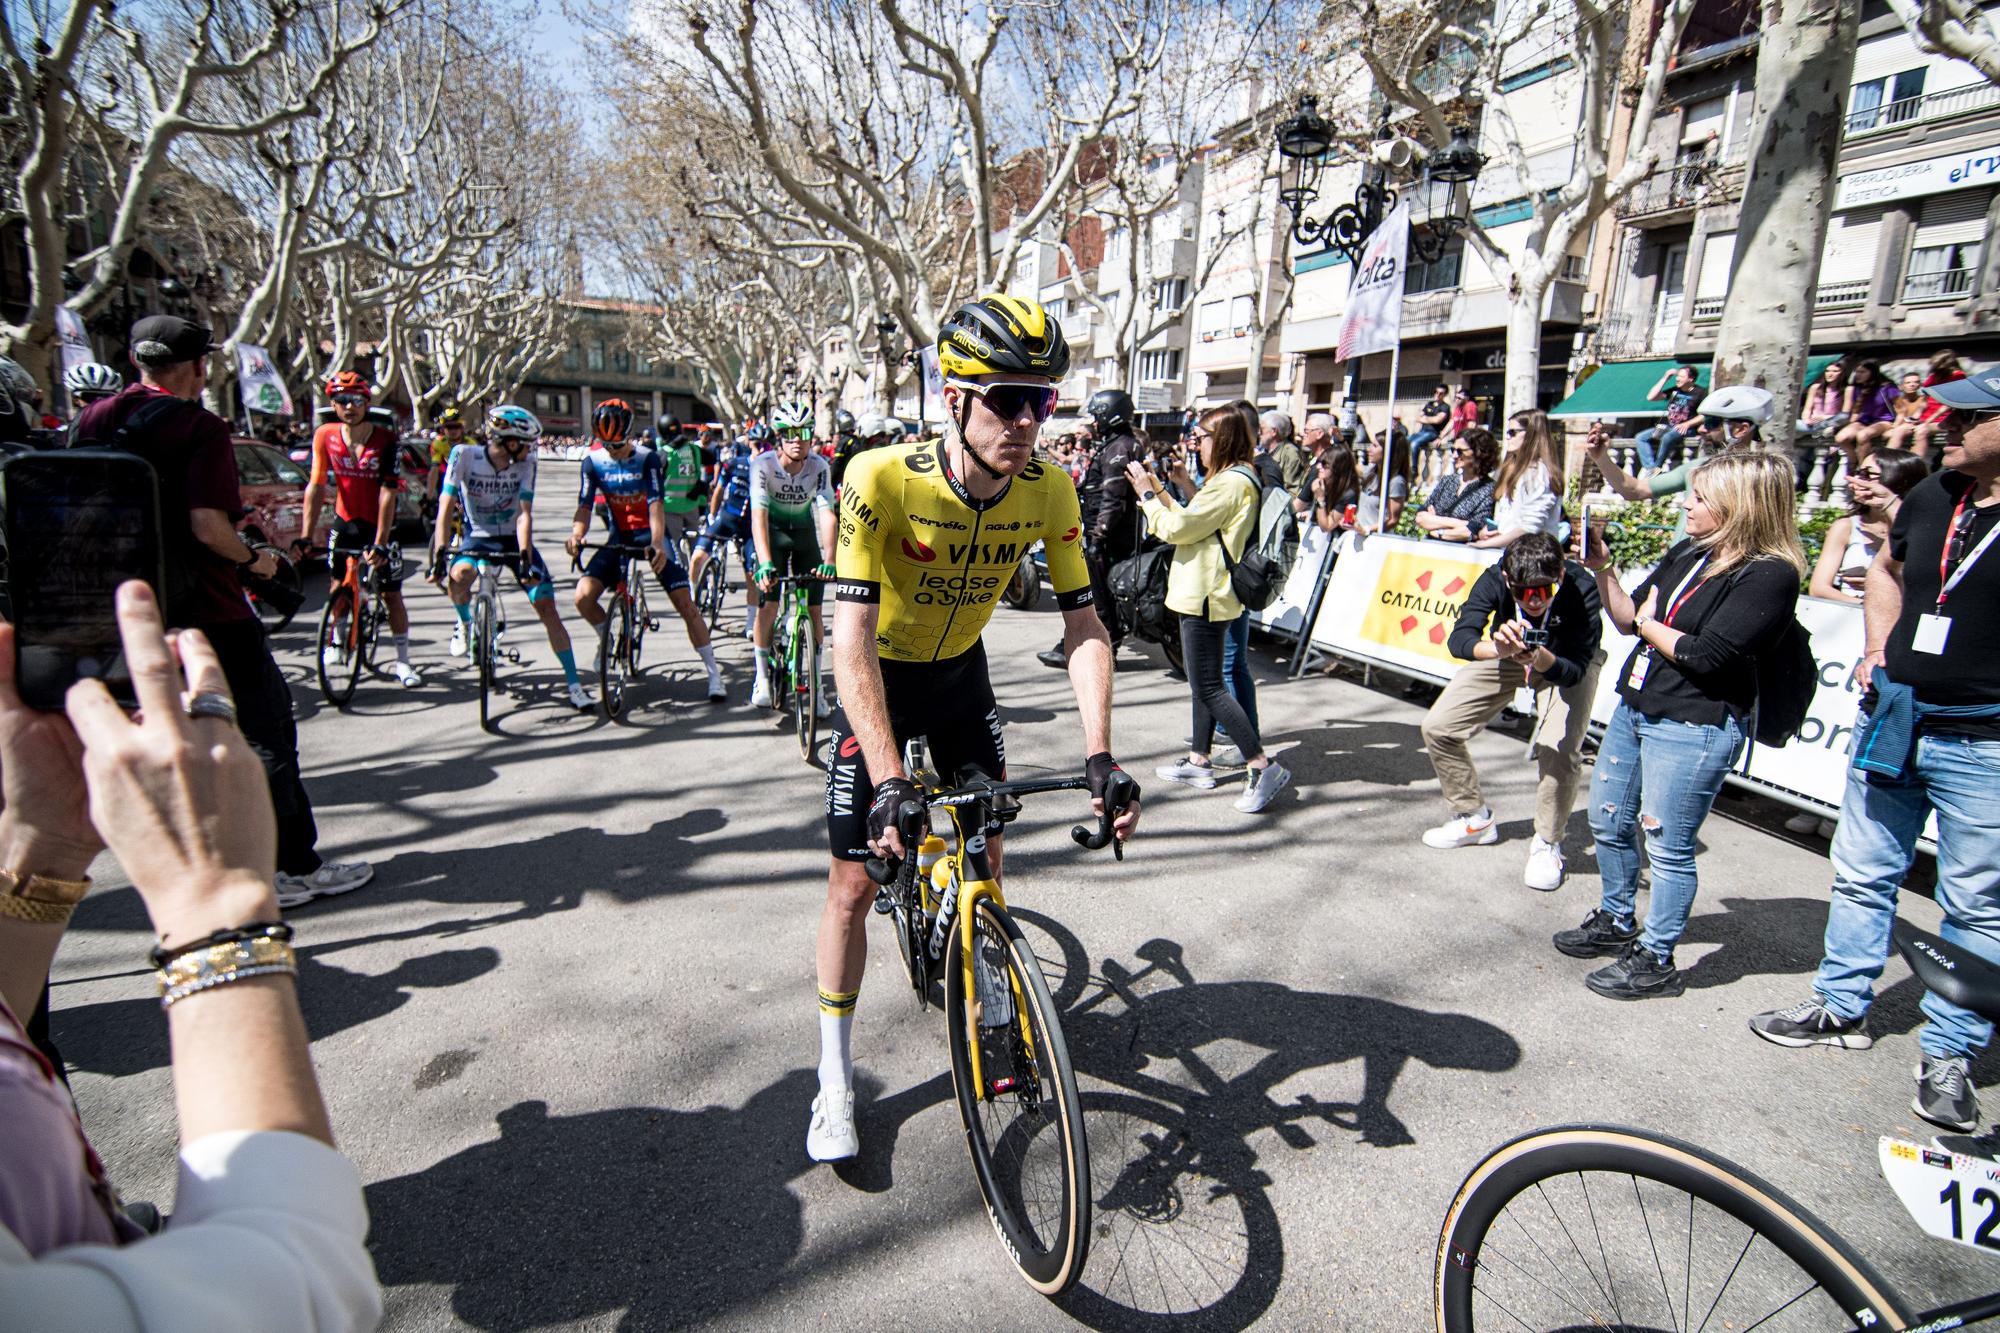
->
xmin=836 ymin=439 xmax=1093 ymax=663
xmin=310 ymin=422 xmax=399 ymax=524
xmin=750 ymin=452 xmax=834 ymax=528
xmin=442 ymin=444 xmax=535 ymax=540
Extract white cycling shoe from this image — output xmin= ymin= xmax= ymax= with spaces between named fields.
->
xmin=751 ymin=674 xmax=774 ymax=709
xmin=807 ymin=1086 xmax=860 ymax=1162
xmin=389 ymin=660 xmax=422 ymax=688
xmin=566 ymin=681 xmax=595 ymax=711
xmin=448 ymin=624 xmax=467 ymax=658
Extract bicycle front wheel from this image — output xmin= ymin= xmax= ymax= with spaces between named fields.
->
xmin=598 ymin=599 xmax=628 ymax=721
xmin=795 ymin=621 xmax=819 ymax=762
xmin=698 ymin=560 xmax=725 ymax=631
xmin=474 ymin=595 xmax=496 ymax=730
xmin=945 ymin=896 xmax=1090 ymax=1295
xmin=317 ymin=588 xmax=360 ymax=707
xmin=1434 ymin=1124 xmax=1911 ymax=1333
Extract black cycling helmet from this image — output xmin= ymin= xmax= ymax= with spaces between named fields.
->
xmin=835 ymin=408 xmax=857 ymax=435
xmin=937 ymin=293 xmax=1070 ymax=382
xmin=657 ymin=413 xmax=682 ymax=440
xmin=1087 ymin=389 xmax=1135 ymax=436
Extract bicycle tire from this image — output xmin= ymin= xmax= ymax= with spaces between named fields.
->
xmin=359 ymin=600 xmax=381 ymax=673
xmin=796 ymin=616 xmax=819 ymax=763
xmin=598 ymin=597 xmax=627 ymax=721
xmin=253 ymin=551 xmax=302 ymax=632
xmin=698 ymin=560 xmax=725 ymax=632
xmin=945 ymin=895 xmax=1090 ymax=1295
xmin=1434 ymin=1124 xmax=1912 ymax=1333
xmin=474 ymin=595 xmax=495 ymax=731
xmin=630 ymin=578 xmax=648 ymax=669
xmin=316 ymin=586 xmax=360 ymax=707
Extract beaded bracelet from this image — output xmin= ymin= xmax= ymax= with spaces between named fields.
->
xmin=148 ymin=921 xmax=292 ymax=972
xmin=155 ymin=936 xmax=298 ymax=1009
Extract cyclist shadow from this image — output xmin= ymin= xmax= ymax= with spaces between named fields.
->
xmin=365 ymin=1077 xmax=829 ymax=1329
xmin=1015 ymin=917 xmax=1522 ymax=1332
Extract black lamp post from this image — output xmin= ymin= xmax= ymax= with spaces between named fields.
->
xmin=1274 ymin=96 xmax=1486 ymax=269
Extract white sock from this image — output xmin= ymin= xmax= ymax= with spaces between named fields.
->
xmin=818 ymin=991 xmax=856 ymax=1094
xmin=755 ymin=647 xmax=770 ymax=675
xmin=394 ymin=634 xmax=411 ymax=663
xmin=696 ymin=643 xmax=718 ymax=671
xmin=1467 ymin=805 xmax=1493 ymax=825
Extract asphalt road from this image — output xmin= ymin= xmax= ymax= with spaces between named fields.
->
xmin=47 ymin=459 xmax=1995 ymax=1331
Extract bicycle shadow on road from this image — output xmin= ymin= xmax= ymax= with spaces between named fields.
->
xmin=1013 ymin=916 xmax=1522 ymax=1332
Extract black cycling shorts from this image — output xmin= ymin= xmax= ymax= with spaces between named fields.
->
xmin=330 ymin=517 xmax=403 ymax=591
xmin=764 ymin=524 xmax=825 ymax=606
xmin=824 ymin=640 xmax=1003 ymax=861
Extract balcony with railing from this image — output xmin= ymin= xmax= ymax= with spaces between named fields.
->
xmin=1845 ymin=82 xmax=2000 ymax=137
xmin=1614 ymin=163 xmax=1711 ymax=222
xmin=1688 ymin=276 xmax=1873 ymax=323
xmin=1904 ymin=266 xmax=1976 ymax=302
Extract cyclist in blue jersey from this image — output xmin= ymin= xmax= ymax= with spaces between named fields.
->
xmin=688 ymin=427 xmax=762 ymax=631
xmin=428 ymin=404 xmax=593 ymax=711
xmin=565 ymin=400 xmax=726 ymax=702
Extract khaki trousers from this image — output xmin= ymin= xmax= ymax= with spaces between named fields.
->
xmin=1420 ymin=651 xmax=1605 ymax=843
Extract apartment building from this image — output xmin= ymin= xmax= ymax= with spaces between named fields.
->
xmin=1585 ymin=0 xmax=2000 ymax=413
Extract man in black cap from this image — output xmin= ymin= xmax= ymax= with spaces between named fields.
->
xmin=74 ymin=315 xmax=373 ymax=909
xmin=1040 ymin=388 xmax=1140 ymax=667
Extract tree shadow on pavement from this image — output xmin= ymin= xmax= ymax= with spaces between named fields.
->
xmin=1678 ymin=896 xmax=1856 ymax=991
xmin=1009 ymin=915 xmax=1522 ymax=1332
xmin=1267 ymin=717 xmax=1438 ymax=790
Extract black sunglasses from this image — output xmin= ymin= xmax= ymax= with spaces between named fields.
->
xmin=1948 ymin=407 xmax=2000 ymax=432
xmin=332 ymin=393 xmax=369 ymax=408
xmin=1948 ymin=500 xmax=1982 ymax=565
xmin=960 ymin=381 xmax=1058 ymax=424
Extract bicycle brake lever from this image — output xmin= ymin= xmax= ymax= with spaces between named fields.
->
xmin=863 ymin=855 xmax=901 ymax=887
xmin=1071 ymin=771 xmax=1139 ymax=856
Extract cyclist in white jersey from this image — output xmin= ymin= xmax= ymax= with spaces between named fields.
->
xmin=428 ymin=405 xmax=593 ymax=710
xmin=750 ymin=404 xmax=837 ymax=709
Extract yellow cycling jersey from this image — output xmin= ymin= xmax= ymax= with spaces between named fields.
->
xmin=836 ymin=438 xmax=1093 ymax=662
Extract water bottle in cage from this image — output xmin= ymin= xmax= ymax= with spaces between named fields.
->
xmin=973 ymin=936 xmax=1014 ymax=1028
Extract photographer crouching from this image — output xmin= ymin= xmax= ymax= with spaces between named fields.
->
xmin=1418 ymin=532 xmax=1605 ymax=891
xmin=72 ymin=316 xmax=371 ymax=911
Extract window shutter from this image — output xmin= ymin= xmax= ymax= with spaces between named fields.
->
xmin=1694 ymin=230 xmax=1736 ymax=300
xmin=1819 ymin=208 xmax=1884 ymax=285
xmin=1851 ymin=32 xmax=1923 ymax=85
xmin=1913 ymin=189 xmax=1992 ymax=248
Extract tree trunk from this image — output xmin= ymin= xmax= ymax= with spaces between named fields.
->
xmin=1504 ymin=278 xmax=1546 ymax=421
xmin=1710 ymin=0 xmax=1859 ymax=453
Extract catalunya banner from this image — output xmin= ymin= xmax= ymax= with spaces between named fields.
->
xmin=1335 ymin=199 xmax=1410 ymax=361
xmin=1312 ymin=531 xmax=1501 ymax=677
xmin=235 ymin=342 xmax=295 ymax=418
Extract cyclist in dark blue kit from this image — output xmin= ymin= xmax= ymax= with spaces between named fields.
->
xmin=565 ymin=400 xmax=726 ymax=701
xmin=688 ymin=426 xmax=764 ymax=634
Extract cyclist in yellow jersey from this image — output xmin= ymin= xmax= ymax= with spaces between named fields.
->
xmin=427 ymin=407 xmax=466 ymax=505
xmin=808 ymin=293 xmax=1142 ymax=1162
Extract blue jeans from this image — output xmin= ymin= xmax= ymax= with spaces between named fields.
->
xmin=1411 ymin=426 xmax=1441 ymax=452
xmin=1635 ymin=425 xmax=1687 ymax=471
xmin=1222 ymin=611 xmax=1259 ymax=737
xmin=1813 ymin=727 xmax=2000 ymax=1059
xmin=1589 ymin=702 xmax=1745 ymax=961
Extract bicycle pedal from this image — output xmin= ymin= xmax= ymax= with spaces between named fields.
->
xmin=872 ymin=888 xmax=894 ymax=915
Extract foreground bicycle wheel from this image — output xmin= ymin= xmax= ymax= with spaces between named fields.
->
xmin=1434 ymin=1125 xmax=1910 ymax=1332
xmin=598 ymin=597 xmax=629 ymax=720
xmin=698 ymin=561 xmax=725 ymax=631
xmin=794 ymin=621 xmax=819 ymax=762
xmin=317 ymin=588 xmax=361 ymax=707
xmin=945 ymin=896 xmax=1090 ymax=1295
xmin=474 ymin=596 xmax=496 ymax=730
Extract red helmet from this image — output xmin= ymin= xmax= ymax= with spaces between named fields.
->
xmin=325 ymin=370 xmax=372 ymax=400
xmin=592 ymin=398 xmax=633 ymax=442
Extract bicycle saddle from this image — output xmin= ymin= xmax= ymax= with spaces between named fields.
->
xmin=1893 ymin=918 xmax=2000 ymax=1025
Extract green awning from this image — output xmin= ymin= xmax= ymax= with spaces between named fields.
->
xmin=1550 ymin=354 xmax=1839 ymax=420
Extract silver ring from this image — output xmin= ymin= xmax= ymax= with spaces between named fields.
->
xmin=183 ymin=692 xmax=238 ymax=726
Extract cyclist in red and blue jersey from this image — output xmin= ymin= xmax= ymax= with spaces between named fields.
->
xmin=565 ymin=399 xmax=726 ymax=702
xmin=688 ymin=427 xmax=764 ymax=632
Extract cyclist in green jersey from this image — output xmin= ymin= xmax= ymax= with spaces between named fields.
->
xmin=655 ymin=415 xmax=705 ymax=548
xmin=751 ymin=403 xmax=837 ymax=710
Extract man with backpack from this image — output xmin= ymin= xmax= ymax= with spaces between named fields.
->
xmin=73 ymin=315 xmax=373 ymax=910
xmin=1750 ymin=368 xmax=2000 ymax=1142
xmin=1041 ymin=389 xmax=1143 ymax=668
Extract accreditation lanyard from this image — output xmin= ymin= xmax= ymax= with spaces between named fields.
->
xmin=1916 ymin=494 xmax=2000 ymax=655
xmin=1627 ymin=555 xmax=1708 ymax=691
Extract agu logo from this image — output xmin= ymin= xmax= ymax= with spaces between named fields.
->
xmin=902 ymin=537 xmax=937 ymax=563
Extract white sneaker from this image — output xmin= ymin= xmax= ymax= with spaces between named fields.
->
xmin=807 ymin=1086 xmax=860 ymax=1162
xmin=448 ymin=624 xmax=467 ymax=657
xmin=389 ymin=659 xmax=422 ymax=688
xmin=1524 ymin=837 xmax=1566 ymax=892
xmin=275 ymin=860 xmax=375 ymax=909
xmin=1234 ymin=762 xmax=1291 ymax=813
xmin=1422 ymin=808 xmax=1498 ymax=849
xmin=1213 ymin=745 xmax=1245 ymax=767
xmin=1783 ymin=810 xmax=1820 ymax=834
xmin=1156 ymin=758 xmax=1218 ymax=789
xmin=706 ymin=668 xmax=727 ymax=704
xmin=751 ymin=674 xmax=774 ymax=708
xmin=566 ymin=681 xmax=595 ymax=711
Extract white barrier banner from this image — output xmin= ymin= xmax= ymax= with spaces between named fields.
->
xmin=1254 ymin=533 xmax=1869 ymax=814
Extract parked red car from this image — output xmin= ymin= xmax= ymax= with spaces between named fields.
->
xmin=232 ymin=436 xmax=310 ymax=552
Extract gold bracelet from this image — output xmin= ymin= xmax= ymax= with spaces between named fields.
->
xmin=156 ymin=937 xmax=298 ymax=1000
xmin=0 ymin=867 xmax=91 ymax=925
xmin=160 ymin=960 xmax=299 ymax=1009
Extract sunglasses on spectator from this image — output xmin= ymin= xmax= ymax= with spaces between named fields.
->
xmin=1452 ymin=446 xmax=1474 ymax=456
xmin=1509 ymin=582 xmax=1555 ymax=601
xmin=950 ymin=379 xmax=1058 ymax=424
xmin=332 ymin=393 xmax=369 ymax=407
xmin=1852 ymin=467 xmax=1882 ymax=480
xmin=1948 ymin=407 xmax=2000 ymax=431
xmin=443 ymin=421 xmax=464 ymax=430
xmin=1504 ymin=426 xmax=1524 ymax=437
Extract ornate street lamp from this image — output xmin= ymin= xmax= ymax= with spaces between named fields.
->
xmin=1275 ymin=97 xmax=1486 ymax=268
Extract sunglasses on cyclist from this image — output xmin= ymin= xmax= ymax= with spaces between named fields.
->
xmin=951 ymin=379 xmax=1059 ymax=424
xmin=332 ymin=393 xmax=370 ymax=408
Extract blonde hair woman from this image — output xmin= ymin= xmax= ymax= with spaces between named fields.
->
xmin=1557 ymin=450 xmax=1807 ymax=999
xmin=1125 ymin=406 xmax=1292 ymax=814
xmin=1473 ymin=409 xmax=1564 ymax=548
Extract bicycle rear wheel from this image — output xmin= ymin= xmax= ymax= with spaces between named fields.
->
xmin=945 ymin=895 xmax=1090 ymax=1295
xmin=317 ymin=586 xmax=361 ymax=707
xmin=252 ymin=550 xmax=302 ymax=632
xmin=1434 ymin=1125 xmax=1911 ymax=1333
xmin=698 ymin=559 xmax=725 ymax=631
xmin=599 ymin=595 xmax=630 ymax=720
xmin=474 ymin=595 xmax=496 ymax=730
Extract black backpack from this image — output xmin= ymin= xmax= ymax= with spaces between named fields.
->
xmin=1107 ymin=543 xmax=1175 ymax=645
xmin=1215 ymin=466 xmax=1282 ymax=611
xmin=1751 ymin=612 xmax=1816 ymax=748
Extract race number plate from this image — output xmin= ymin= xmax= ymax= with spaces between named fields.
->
xmin=1880 ymin=1136 xmax=2000 ymax=1258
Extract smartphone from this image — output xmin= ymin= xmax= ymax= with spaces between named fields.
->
xmin=1578 ymin=500 xmax=1590 ymax=562
xmin=0 ymin=450 xmax=166 ymax=710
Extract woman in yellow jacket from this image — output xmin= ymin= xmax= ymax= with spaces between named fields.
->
xmin=1126 ymin=405 xmax=1293 ymax=814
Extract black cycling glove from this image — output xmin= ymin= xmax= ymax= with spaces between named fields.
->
xmin=1085 ymin=751 xmax=1133 ymax=806
xmin=867 ymin=776 xmax=921 ymax=849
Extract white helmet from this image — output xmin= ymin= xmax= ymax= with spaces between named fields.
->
xmin=855 ymin=411 xmax=886 ymax=439
xmin=1697 ymin=384 xmax=1775 ymax=424
xmin=772 ymin=400 xmax=813 ymax=432
xmin=877 ymin=416 xmax=904 ymax=439
xmin=63 ymin=362 xmax=123 ymax=399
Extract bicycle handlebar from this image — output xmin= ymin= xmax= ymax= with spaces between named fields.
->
xmin=861 ymin=768 xmax=1138 ymax=885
